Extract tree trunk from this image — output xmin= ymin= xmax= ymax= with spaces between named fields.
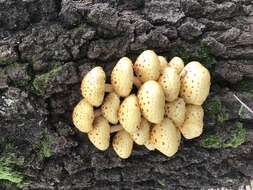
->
xmin=0 ymin=0 xmax=253 ymax=189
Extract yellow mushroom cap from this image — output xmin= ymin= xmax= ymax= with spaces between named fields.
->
xmin=131 ymin=117 xmax=151 ymax=145
xmin=72 ymin=99 xmax=94 ymax=133
xmin=101 ymin=92 xmax=120 ymax=124
xmin=165 ymin=98 xmax=186 ymax=127
xmin=158 ymin=67 xmax=180 ymax=102
xmin=118 ymin=94 xmax=141 ymax=133
xmin=179 ymin=105 xmax=204 ymax=139
xmin=180 ymin=61 xmax=211 ymax=105
xmin=137 ymin=80 xmax=165 ymax=124
xmin=134 ymin=50 xmax=160 ymax=82
xmin=113 ymin=130 xmax=133 ymax=159
xmin=144 ymin=139 xmax=155 ymax=151
xmin=81 ymin=66 xmax=106 ymax=107
xmin=158 ymin=56 xmax=168 ymax=72
xmin=169 ymin=57 xmax=184 ymax=74
xmin=111 ymin=57 xmax=134 ymax=97
xmin=151 ymin=118 xmax=180 ymax=157
xmin=88 ymin=116 xmax=110 ymax=151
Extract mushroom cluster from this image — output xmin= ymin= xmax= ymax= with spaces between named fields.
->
xmin=72 ymin=50 xmax=211 ymax=159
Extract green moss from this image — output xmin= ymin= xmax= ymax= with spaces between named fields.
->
xmin=0 ymin=143 xmax=27 ymax=188
xmin=236 ymin=79 xmax=253 ymax=93
xmin=169 ymin=44 xmax=216 ymax=69
xmin=223 ymin=122 xmax=246 ymax=148
xmin=206 ymin=97 xmax=229 ymax=123
xmin=34 ymin=129 xmax=54 ymax=159
xmin=32 ymin=66 xmax=62 ymax=96
xmin=200 ymin=135 xmax=221 ymax=149
xmin=200 ymin=122 xmax=246 ymax=149
xmin=0 ymin=59 xmax=14 ymax=66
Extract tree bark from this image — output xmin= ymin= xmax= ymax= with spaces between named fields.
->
xmin=0 ymin=0 xmax=253 ymax=189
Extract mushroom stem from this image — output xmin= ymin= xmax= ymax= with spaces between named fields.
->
xmin=110 ymin=125 xmax=123 ymax=133
xmin=94 ymin=109 xmax=102 ymax=117
xmin=105 ymin=84 xmax=114 ymax=92
xmin=133 ymin=77 xmax=142 ymax=88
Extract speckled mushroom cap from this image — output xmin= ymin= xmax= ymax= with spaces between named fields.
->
xmin=179 ymin=105 xmax=204 ymax=139
xmin=81 ymin=66 xmax=106 ymax=107
xmin=131 ymin=117 xmax=151 ymax=145
xmin=137 ymin=80 xmax=165 ymax=124
xmin=118 ymin=94 xmax=141 ymax=133
xmin=88 ymin=116 xmax=110 ymax=151
xmin=165 ymin=98 xmax=186 ymax=127
xmin=169 ymin=57 xmax=184 ymax=74
xmin=113 ymin=130 xmax=133 ymax=159
xmin=180 ymin=61 xmax=211 ymax=105
xmin=151 ymin=118 xmax=181 ymax=157
xmin=101 ymin=92 xmax=120 ymax=124
xmin=134 ymin=50 xmax=160 ymax=82
xmin=72 ymin=99 xmax=94 ymax=133
xmin=111 ymin=57 xmax=134 ymax=97
xmin=158 ymin=67 xmax=181 ymax=102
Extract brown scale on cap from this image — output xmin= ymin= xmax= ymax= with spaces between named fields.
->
xmin=101 ymin=92 xmax=120 ymax=124
xmin=113 ymin=130 xmax=133 ymax=159
xmin=180 ymin=61 xmax=211 ymax=105
xmin=165 ymin=98 xmax=186 ymax=128
xmin=118 ymin=94 xmax=141 ymax=133
xmin=179 ymin=105 xmax=204 ymax=139
xmin=137 ymin=80 xmax=165 ymax=124
xmin=134 ymin=50 xmax=160 ymax=82
xmin=88 ymin=116 xmax=110 ymax=151
xmin=151 ymin=118 xmax=181 ymax=157
xmin=72 ymin=99 xmax=94 ymax=133
xmin=158 ymin=67 xmax=180 ymax=102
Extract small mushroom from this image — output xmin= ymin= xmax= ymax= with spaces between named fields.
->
xmin=151 ymin=118 xmax=181 ymax=157
xmin=131 ymin=117 xmax=151 ymax=145
xmin=137 ymin=80 xmax=165 ymax=124
xmin=72 ymin=99 xmax=94 ymax=133
xmin=179 ymin=105 xmax=204 ymax=139
xmin=134 ymin=50 xmax=160 ymax=82
xmin=113 ymin=130 xmax=133 ymax=159
xmin=158 ymin=56 xmax=168 ymax=72
xmin=88 ymin=116 xmax=110 ymax=151
xmin=165 ymin=98 xmax=186 ymax=127
xmin=81 ymin=66 xmax=113 ymax=107
xmin=180 ymin=61 xmax=211 ymax=105
xmin=101 ymin=92 xmax=120 ymax=124
xmin=118 ymin=94 xmax=141 ymax=133
xmin=169 ymin=57 xmax=184 ymax=74
xmin=111 ymin=57 xmax=134 ymax=97
xmin=158 ymin=67 xmax=180 ymax=102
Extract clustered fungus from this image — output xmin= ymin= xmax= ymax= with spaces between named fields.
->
xmin=73 ymin=50 xmax=211 ymax=159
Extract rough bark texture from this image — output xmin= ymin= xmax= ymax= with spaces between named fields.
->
xmin=0 ymin=0 xmax=253 ymax=189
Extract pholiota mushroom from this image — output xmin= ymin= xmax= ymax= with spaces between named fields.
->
xmin=101 ymin=92 xmax=120 ymax=124
xmin=113 ymin=130 xmax=133 ymax=159
xmin=180 ymin=61 xmax=211 ymax=105
xmin=111 ymin=57 xmax=135 ymax=97
xmin=169 ymin=57 xmax=184 ymax=74
xmin=179 ymin=105 xmax=204 ymax=139
xmin=137 ymin=80 xmax=165 ymax=124
xmin=88 ymin=116 xmax=110 ymax=151
xmin=131 ymin=117 xmax=151 ymax=145
xmin=118 ymin=94 xmax=141 ymax=133
xmin=165 ymin=98 xmax=186 ymax=127
xmin=72 ymin=99 xmax=94 ymax=133
xmin=134 ymin=50 xmax=160 ymax=82
xmin=81 ymin=66 xmax=113 ymax=107
xmin=158 ymin=56 xmax=168 ymax=72
xmin=151 ymin=118 xmax=181 ymax=157
xmin=158 ymin=67 xmax=180 ymax=102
